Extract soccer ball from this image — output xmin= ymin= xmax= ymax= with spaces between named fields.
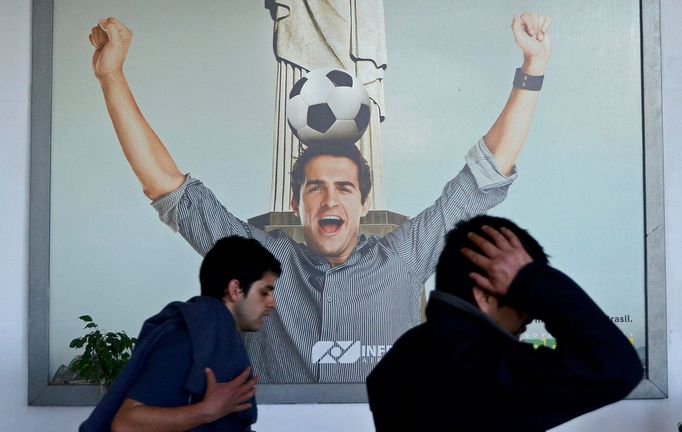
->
xmin=286 ymin=67 xmax=371 ymax=146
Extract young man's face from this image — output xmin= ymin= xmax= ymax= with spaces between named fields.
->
xmin=292 ymin=155 xmax=369 ymax=266
xmin=231 ymin=271 xmax=277 ymax=332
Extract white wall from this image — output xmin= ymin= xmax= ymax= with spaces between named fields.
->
xmin=1 ymin=0 xmax=680 ymax=430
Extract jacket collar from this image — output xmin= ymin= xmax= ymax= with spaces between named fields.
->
xmin=427 ymin=290 xmax=518 ymax=341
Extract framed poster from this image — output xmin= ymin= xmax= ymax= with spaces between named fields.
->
xmin=29 ymin=0 xmax=666 ymax=404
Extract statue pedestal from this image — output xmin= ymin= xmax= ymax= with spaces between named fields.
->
xmin=248 ymin=210 xmax=410 ymax=243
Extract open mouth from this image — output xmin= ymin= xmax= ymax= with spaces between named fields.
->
xmin=318 ymin=216 xmax=344 ymax=234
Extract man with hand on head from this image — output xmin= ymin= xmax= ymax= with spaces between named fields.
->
xmin=366 ymin=215 xmax=643 ymax=431
xmin=89 ymin=13 xmax=552 ymax=383
xmin=80 ymin=236 xmax=281 ymax=432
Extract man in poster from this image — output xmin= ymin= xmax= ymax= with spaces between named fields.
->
xmin=88 ymin=12 xmax=551 ymax=383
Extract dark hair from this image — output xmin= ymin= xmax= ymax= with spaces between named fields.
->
xmin=290 ymin=143 xmax=372 ymax=205
xmin=200 ymin=236 xmax=282 ymax=299
xmin=435 ymin=215 xmax=548 ymax=306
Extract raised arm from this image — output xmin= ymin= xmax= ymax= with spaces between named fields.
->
xmin=463 ymin=228 xmax=643 ymax=429
xmin=484 ymin=13 xmax=552 ymax=176
xmin=89 ymin=17 xmax=185 ymax=200
xmin=111 ymin=368 xmax=256 ymax=432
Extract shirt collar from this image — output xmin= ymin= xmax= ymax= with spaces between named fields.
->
xmin=301 ymin=234 xmax=369 ymax=270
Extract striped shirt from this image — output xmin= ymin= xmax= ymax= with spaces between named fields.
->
xmin=152 ymin=139 xmax=516 ymax=383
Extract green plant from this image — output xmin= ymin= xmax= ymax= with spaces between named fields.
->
xmin=69 ymin=315 xmax=137 ymax=387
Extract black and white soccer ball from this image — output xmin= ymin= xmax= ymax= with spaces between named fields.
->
xmin=286 ymin=67 xmax=371 ymax=146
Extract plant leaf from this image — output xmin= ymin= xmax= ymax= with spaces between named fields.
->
xmin=69 ymin=315 xmax=136 ymax=387
xmin=69 ymin=339 xmax=85 ymax=348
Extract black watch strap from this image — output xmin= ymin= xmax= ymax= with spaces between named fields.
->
xmin=513 ymin=67 xmax=544 ymax=91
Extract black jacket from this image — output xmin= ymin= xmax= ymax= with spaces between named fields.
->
xmin=366 ymin=263 xmax=643 ymax=432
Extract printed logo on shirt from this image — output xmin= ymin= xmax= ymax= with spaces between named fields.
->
xmin=311 ymin=341 xmax=361 ymax=363
xmin=311 ymin=341 xmax=392 ymax=364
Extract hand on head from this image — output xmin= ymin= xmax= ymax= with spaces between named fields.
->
xmin=461 ymin=225 xmax=533 ymax=298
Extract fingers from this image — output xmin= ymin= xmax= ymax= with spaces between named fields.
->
xmin=480 ymin=226 xmax=511 ymax=249
xmin=466 ymin=232 xmax=497 ymax=257
xmin=230 ymin=367 xmax=252 ymax=386
xmin=461 ymin=223 xmax=536 ymax=299
xmin=536 ymin=15 xmax=550 ymax=42
xmin=208 ymin=366 xmax=252 ymax=388
xmin=236 ymin=382 xmax=257 ymax=401
xmin=100 ymin=17 xmax=121 ymax=46
xmin=204 ymin=367 xmax=217 ymax=388
xmin=226 ymin=368 xmax=256 ymax=401
xmin=466 ymin=226 xmax=511 ymax=258
xmin=520 ymin=12 xmax=539 ymax=37
xmin=200 ymin=367 xmax=258 ymax=419
xmin=461 ymin=247 xmax=490 ymax=269
xmin=515 ymin=12 xmax=550 ymax=41
xmin=511 ymin=14 xmax=523 ymax=38
xmin=500 ymin=227 xmax=523 ymax=249
xmin=228 ymin=375 xmax=257 ymax=408
xmin=462 ymin=226 xmax=509 ymax=270
xmin=104 ymin=17 xmax=133 ymax=38
xmin=91 ymin=17 xmax=132 ymax=48
xmin=240 ymin=376 xmax=258 ymax=393
xmin=107 ymin=17 xmax=132 ymax=33
xmin=89 ymin=25 xmax=108 ymax=49
xmin=235 ymin=376 xmax=258 ymax=398
xmin=232 ymin=402 xmax=253 ymax=413
xmin=469 ymin=272 xmax=495 ymax=293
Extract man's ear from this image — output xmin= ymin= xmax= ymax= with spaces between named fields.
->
xmin=291 ymin=197 xmax=299 ymax=217
xmin=360 ymin=197 xmax=370 ymax=217
xmin=472 ymin=286 xmax=496 ymax=315
xmin=224 ymin=279 xmax=244 ymax=304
